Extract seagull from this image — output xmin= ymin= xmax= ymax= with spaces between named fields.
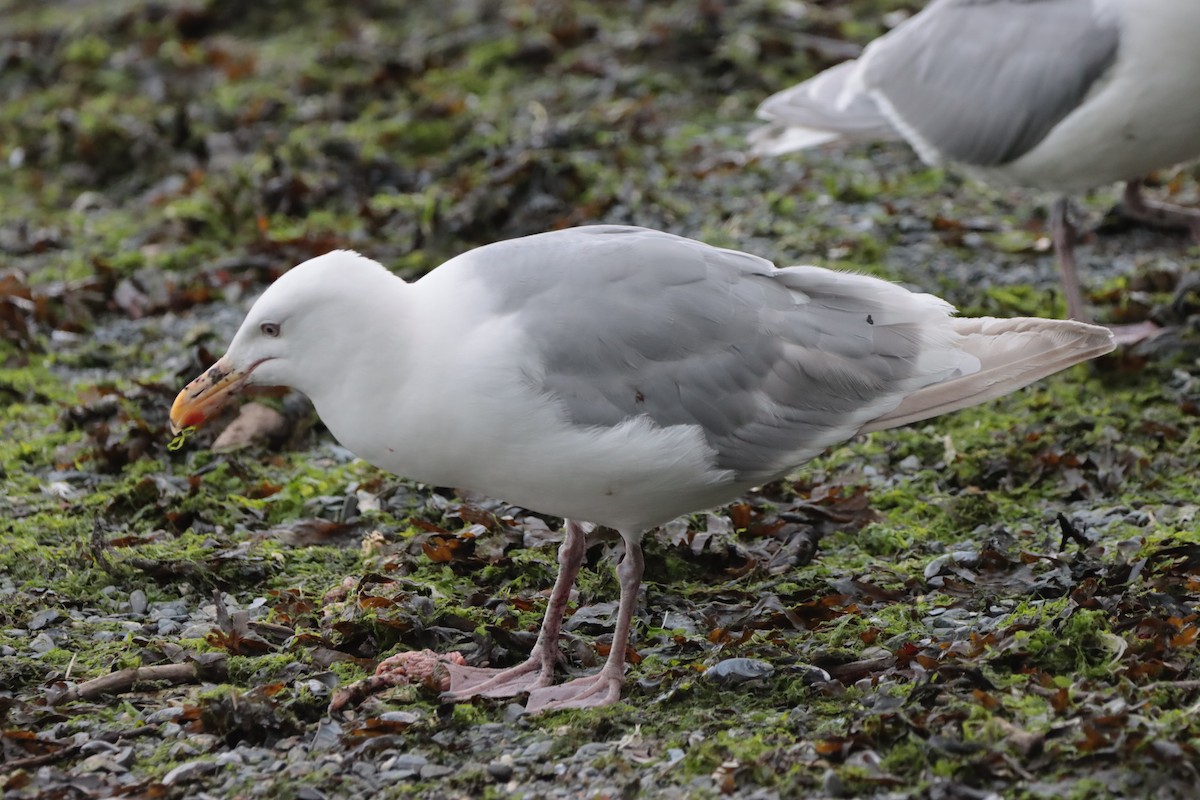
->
xmin=170 ymin=225 xmax=1114 ymax=712
xmin=750 ymin=0 xmax=1200 ymax=327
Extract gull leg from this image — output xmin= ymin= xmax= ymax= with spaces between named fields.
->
xmin=526 ymin=532 xmax=645 ymax=713
xmin=441 ymin=520 xmax=587 ymax=700
xmin=1050 ymin=196 xmax=1091 ymax=323
xmin=1100 ymin=180 xmax=1183 ymax=345
xmin=1050 ymin=195 xmax=1159 ymax=345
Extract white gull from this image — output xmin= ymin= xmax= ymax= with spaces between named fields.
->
xmin=170 ymin=225 xmax=1114 ymax=712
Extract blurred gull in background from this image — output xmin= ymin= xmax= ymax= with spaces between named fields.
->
xmin=751 ymin=0 xmax=1200 ymax=333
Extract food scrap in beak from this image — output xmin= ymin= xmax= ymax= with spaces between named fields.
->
xmin=169 ymin=356 xmax=252 ymax=435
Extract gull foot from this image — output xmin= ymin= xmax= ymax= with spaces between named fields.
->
xmin=1107 ymin=320 xmax=1167 ymax=347
xmin=1119 ymin=182 xmax=1200 ymax=243
xmin=441 ymin=656 xmax=552 ymax=700
xmin=525 ymin=672 xmax=624 ymax=713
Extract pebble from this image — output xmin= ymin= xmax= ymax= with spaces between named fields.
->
xmin=180 ymin=623 xmax=213 ymax=638
xmin=377 ymin=769 xmax=414 ymax=783
xmin=80 ymin=740 xmax=119 ymax=755
xmin=389 ymin=753 xmax=427 ymax=777
xmin=311 ymin=720 xmax=343 ymax=751
xmin=145 ymin=706 xmax=186 ymax=724
xmin=129 ymin=589 xmax=147 ymax=615
xmin=519 ymin=739 xmax=555 ymax=760
xmin=703 ymin=657 xmax=775 ymax=686
xmin=487 ymin=760 xmax=514 ymax=782
xmin=573 ymin=742 xmax=611 ymax=760
xmin=73 ymin=755 xmax=127 ymax=774
xmin=501 ymin=703 xmax=526 ymax=723
xmin=28 ymin=608 xmax=61 ymax=631
xmin=29 ymin=632 xmax=56 ymax=653
xmin=161 ymin=760 xmax=219 ymax=786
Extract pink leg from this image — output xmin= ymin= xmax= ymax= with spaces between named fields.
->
xmin=441 ymin=520 xmax=587 ymax=700
xmin=525 ymin=532 xmax=644 ymax=713
xmin=1049 ymin=195 xmax=1162 ymax=344
xmin=1050 ymin=197 xmax=1091 ymax=323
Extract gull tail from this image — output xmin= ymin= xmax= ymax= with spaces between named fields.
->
xmin=748 ymin=60 xmax=899 ymax=156
xmin=858 ymin=318 xmax=1115 ymax=434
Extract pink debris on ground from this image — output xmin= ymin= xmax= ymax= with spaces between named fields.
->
xmin=328 ymin=650 xmax=468 ymax=713
xmin=321 ymin=576 xmax=359 ymax=604
xmin=375 ymin=649 xmax=466 ymax=691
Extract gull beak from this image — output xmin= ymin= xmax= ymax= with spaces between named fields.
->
xmin=169 ymin=356 xmax=252 ymax=434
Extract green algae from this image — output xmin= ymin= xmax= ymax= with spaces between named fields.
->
xmin=1 ymin=1 xmax=1199 ymax=798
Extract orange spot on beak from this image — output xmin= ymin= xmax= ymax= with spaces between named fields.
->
xmin=169 ymin=355 xmax=253 ymax=435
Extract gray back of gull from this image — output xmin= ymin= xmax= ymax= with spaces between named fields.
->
xmin=459 ymin=226 xmax=942 ymax=482
xmin=864 ymin=0 xmax=1119 ymax=166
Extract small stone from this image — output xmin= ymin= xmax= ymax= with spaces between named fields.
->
xmin=520 ymin=739 xmax=554 ymax=760
xmin=311 ymin=720 xmax=342 ymax=752
xmin=29 ymin=633 xmax=56 ymax=653
xmin=28 ymin=609 xmax=61 ymax=631
xmin=487 ymin=760 xmax=513 ymax=782
xmin=392 ymin=753 xmax=427 ymax=771
xmin=73 ymin=754 xmax=127 ymax=774
xmin=501 ymin=703 xmax=526 ymax=723
xmin=703 ymin=657 xmax=775 ymax=686
xmin=378 ymin=769 xmax=413 ymax=782
xmin=145 ymin=706 xmax=186 ymax=725
xmin=419 ymin=764 xmax=455 ymax=779
xmin=822 ymin=768 xmax=845 ymax=797
xmin=129 ymin=590 xmax=148 ymax=615
xmin=179 ymin=623 xmax=213 ymax=638
xmin=574 ymin=742 xmax=611 ymax=760
xmin=161 ymin=760 xmax=218 ymax=786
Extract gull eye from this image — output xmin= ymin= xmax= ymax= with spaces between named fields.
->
xmin=260 ymin=321 xmax=281 ymax=338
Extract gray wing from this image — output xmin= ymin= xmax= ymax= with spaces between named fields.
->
xmin=862 ymin=0 xmax=1119 ymax=166
xmin=750 ymin=60 xmax=901 ymax=154
xmin=466 ymin=226 xmax=970 ymax=481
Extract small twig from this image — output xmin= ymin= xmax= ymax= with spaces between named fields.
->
xmin=89 ymin=516 xmax=113 ymax=571
xmin=50 ymin=659 xmax=228 ymax=705
xmin=3 ymin=743 xmax=82 ymax=770
xmin=96 ymin=724 xmax=162 ymax=743
xmin=212 ymin=588 xmax=232 ymax=632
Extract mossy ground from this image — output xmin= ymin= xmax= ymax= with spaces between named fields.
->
xmin=3 ymin=1 xmax=1200 ymax=798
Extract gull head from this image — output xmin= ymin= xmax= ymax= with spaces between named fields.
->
xmin=169 ymin=250 xmax=400 ymax=434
